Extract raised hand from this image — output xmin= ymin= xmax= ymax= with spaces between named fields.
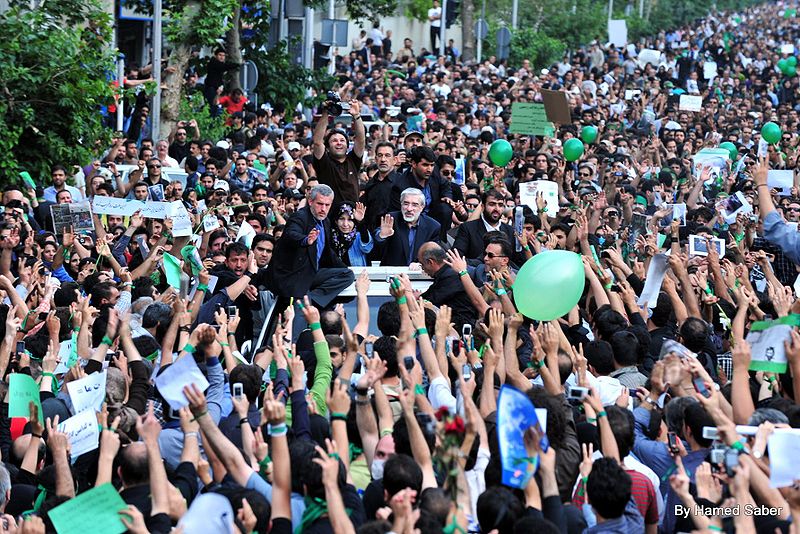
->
xmin=379 ymin=214 xmax=395 ymax=238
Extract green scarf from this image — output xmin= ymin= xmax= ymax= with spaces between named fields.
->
xmin=295 ymin=497 xmax=328 ymax=534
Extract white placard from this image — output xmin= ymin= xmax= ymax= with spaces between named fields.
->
xmin=638 ymin=48 xmax=660 ymax=67
xmin=679 ymin=95 xmax=703 ymax=112
xmin=607 ymin=19 xmax=628 ymax=47
xmin=236 ymin=220 xmax=257 ymax=248
xmin=67 ymin=371 xmax=107 ymax=414
xmin=638 ymin=253 xmax=668 ymax=308
xmin=624 ymin=89 xmax=642 ymax=100
xmin=768 ymin=429 xmax=800 ymax=487
xmin=718 ymin=191 xmax=753 ymax=224
xmin=688 ymin=235 xmax=726 ymax=257
xmin=768 ymin=169 xmax=794 ymax=196
xmin=518 ymin=180 xmax=559 ymax=218
xmin=703 ymin=61 xmax=718 ymax=80
xmin=58 ymin=409 xmax=100 ymax=459
xmin=781 ymin=44 xmax=795 ymax=55
xmin=166 ymin=201 xmax=193 ymax=237
xmin=203 ymin=214 xmax=220 ymax=232
xmin=154 ymin=355 xmax=210 ymax=409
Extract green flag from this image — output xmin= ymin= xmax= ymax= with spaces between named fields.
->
xmin=9 ymin=374 xmax=43 ymax=421
xmin=163 ymin=252 xmax=183 ymax=288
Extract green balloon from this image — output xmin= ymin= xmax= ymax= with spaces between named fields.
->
xmin=789 ymin=56 xmax=798 ymax=67
xmin=762 ymin=121 xmax=782 ymax=144
xmin=488 ymin=139 xmax=513 ymax=167
xmin=719 ymin=141 xmax=738 ymax=161
xmin=580 ymin=125 xmax=598 ymax=144
xmin=563 ymin=138 xmax=584 ymax=162
xmin=512 ymin=251 xmax=586 ymax=321
xmin=779 ymin=59 xmax=789 ymax=73
xmin=788 ymin=65 xmax=798 ymax=77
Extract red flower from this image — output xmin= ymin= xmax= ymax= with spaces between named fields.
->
xmin=435 ymin=406 xmax=451 ymax=421
xmin=444 ymin=416 xmax=465 ymax=435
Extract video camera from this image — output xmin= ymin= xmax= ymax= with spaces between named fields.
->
xmin=324 ymin=91 xmax=351 ymax=116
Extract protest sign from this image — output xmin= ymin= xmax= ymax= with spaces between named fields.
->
xmin=768 ymin=169 xmax=794 ymax=196
xmin=9 ymin=374 xmax=42 ymax=421
xmin=497 ymin=385 xmax=548 ymax=489
xmin=767 ymin=429 xmax=800 ymax=487
xmin=236 ymin=220 xmax=257 ymax=248
xmin=745 ymin=321 xmax=792 ymax=373
xmin=50 ymin=202 xmax=93 ymax=235
xmin=679 ymin=95 xmax=703 ymax=112
xmin=67 ymin=371 xmax=107 ymax=414
xmin=703 ymin=61 xmax=718 ymax=80
xmin=637 ymin=48 xmax=660 ymax=67
xmin=718 ymin=191 xmax=753 ymax=223
xmin=163 ymin=253 xmax=184 ymax=288
xmin=154 ymin=355 xmax=210 ymax=409
xmin=540 ymin=90 xmax=571 ymax=124
xmin=688 ymin=235 xmax=726 ymax=257
xmin=508 ymin=103 xmax=555 ymax=136
xmin=48 ymin=483 xmax=127 ymax=534
xmin=92 ymin=196 xmax=142 ymax=216
xmin=454 ymin=158 xmax=466 ymax=185
xmin=58 ymin=408 xmax=100 ymax=458
xmin=637 ymin=254 xmax=668 ymax=308
xmin=518 ymin=180 xmax=559 ymax=217
xmin=166 ymin=200 xmax=192 ymax=237
xmin=607 ymin=19 xmax=627 ymax=47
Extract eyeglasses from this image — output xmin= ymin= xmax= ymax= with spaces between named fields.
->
xmin=606 ymin=211 xmax=619 ymax=217
xmin=440 ymin=170 xmax=453 ymax=176
xmin=484 ymin=252 xmax=507 ymax=259
xmin=579 ymin=172 xmax=592 ymax=177
xmin=147 ymin=164 xmax=161 ymax=169
xmin=788 ymin=207 xmax=800 ymax=212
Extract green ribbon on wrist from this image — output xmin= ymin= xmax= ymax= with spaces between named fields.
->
xmin=101 ymin=335 xmax=113 ymax=346
xmin=309 ymin=322 xmax=321 ymax=331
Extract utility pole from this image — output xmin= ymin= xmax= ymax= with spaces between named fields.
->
xmin=116 ymin=54 xmax=125 ymax=132
xmin=152 ymin=0 xmax=162 ymax=140
xmin=511 ymin=0 xmax=518 ymax=29
xmin=439 ymin=0 xmax=447 ymax=57
xmin=328 ymin=0 xmax=335 ymax=74
xmin=608 ymin=0 xmax=613 ymax=21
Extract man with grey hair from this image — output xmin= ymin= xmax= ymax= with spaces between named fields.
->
xmin=417 ymin=241 xmax=477 ymax=328
xmin=267 ymin=183 xmax=354 ymax=310
xmin=374 ymin=187 xmax=440 ymax=266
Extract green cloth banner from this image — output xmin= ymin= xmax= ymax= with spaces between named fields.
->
xmin=163 ymin=252 xmax=183 ymax=288
xmin=509 ymin=103 xmax=555 ymax=136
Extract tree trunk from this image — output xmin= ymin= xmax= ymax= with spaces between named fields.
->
xmin=461 ymin=0 xmax=475 ymax=62
xmin=159 ymin=0 xmax=200 ymax=138
xmin=224 ymin=1 xmax=243 ymax=91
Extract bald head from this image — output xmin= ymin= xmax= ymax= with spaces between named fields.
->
xmin=418 ymin=242 xmax=446 ymax=276
xmin=119 ymin=441 xmax=149 ymax=487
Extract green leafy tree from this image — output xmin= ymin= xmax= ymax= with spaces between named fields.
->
xmin=0 ymin=0 xmax=117 ymax=182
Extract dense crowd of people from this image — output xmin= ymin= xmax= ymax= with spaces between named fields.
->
xmin=4 ymin=1 xmax=800 ymax=533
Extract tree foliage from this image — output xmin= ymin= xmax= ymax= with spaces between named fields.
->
xmin=0 ymin=0 xmax=117 ymax=182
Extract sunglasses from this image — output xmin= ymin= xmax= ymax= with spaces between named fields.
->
xmin=466 ymin=203 xmax=479 ymax=209
xmin=606 ymin=211 xmax=619 ymax=217
xmin=579 ymin=172 xmax=592 ymax=177
xmin=484 ymin=252 xmax=507 ymax=259
xmin=147 ymin=165 xmax=161 ymax=169
xmin=788 ymin=207 xmax=800 ymax=212
xmin=440 ymin=170 xmax=454 ymax=176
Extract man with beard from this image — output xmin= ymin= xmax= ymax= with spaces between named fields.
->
xmin=374 ymin=188 xmax=440 ymax=266
xmin=311 ymin=99 xmax=365 ymax=204
xmin=390 ymin=146 xmax=453 ymax=238
xmin=361 ymin=141 xmax=397 ymax=231
xmin=452 ymin=188 xmax=515 ymax=261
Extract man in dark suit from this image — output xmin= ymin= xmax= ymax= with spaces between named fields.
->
xmin=452 ymin=189 xmax=515 ymax=261
xmin=390 ymin=146 xmax=453 ymax=239
xmin=266 ymin=184 xmax=354 ymax=308
xmin=418 ymin=242 xmax=477 ymax=329
xmin=374 ymin=188 xmax=440 ymax=266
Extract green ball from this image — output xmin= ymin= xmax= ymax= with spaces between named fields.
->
xmin=488 ymin=139 xmax=513 ymax=167
xmin=789 ymin=56 xmax=798 ymax=67
xmin=761 ymin=122 xmax=782 ymax=144
xmin=580 ymin=125 xmax=598 ymax=144
xmin=779 ymin=59 xmax=789 ymax=73
xmin=563 ymin=138 xmax=584 ymax=162
xmin=512 ymin=251 xmax=586 ymax=321
xmin=719 ymin=141 xmax=738 ymax=161
xmin=788 ymin=65 xmax=798 ymax=77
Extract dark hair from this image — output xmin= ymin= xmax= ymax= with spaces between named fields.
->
xmin=375 ymin=141 xmax=396 ymax=154
xmin=54 ymin=282 xmax=80 ymax=307
xmin=482 ymin=188 xmax=506 ymax=204
xmin=437 ymin=154 xmax=456 ymax=168
xmin=119 ymin=443 xmax=149 ymax=486
xmin=374 ymin=336 xmax=398 ymax=377
xmin=229 ymin=364 xmax=263 ymax=403
xmin=410 ymin=146 xmax=436 ymax=164
xmin=476 ymin=486 xmax=524 ymax=534
xmin=225 ymin=241 xmax=250 ymax=258
xmin=383 ymin=454 xmax=423 ymax=497
xmin=679 ymin=317 xmax=709 ymax=353
xmin=609 ymin=330 xmax=639 ymax=367
xmin=90 ymin=282 xmax=117 ymax=308
xmin=377 ymin=301 xmax=401 ymax=336
xmin=683 ymin=403 xmax=714 ymax=448
xmin=605 ymin=405 xmax=635 ymax=458
xmin=593 ymin=306 xmax=628 ymax=340
xmin=584 ymin=340 xmax=615 ymax=376
xmin=586 ymin=458 xmax=631 ymax=519
xmin=252 ymin=233 xmax=275 ymax=250
xmin=484 ymin=232 xmax=513 ymax=257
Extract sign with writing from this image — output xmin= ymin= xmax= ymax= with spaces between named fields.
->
xmin=166 ymin=200 xmax=192 ymax=237
xmin=638 ymin=48 xmax=660 ymax=67
xmin=518 ymin=180 xmax=559 ymax=217
xmin=48 ymin=483 xmax=127 ymax=534
xmin=50 ymin=203 xmax=93 ymax=235
xmin=92 ymin=197 xmax=168 ymax=219
xmin=58 ymin=408 xmax=100 ymax=458
xmin=9 ymin=374 xmax=42 ymax=421
xmin=679 ymin=94 xmax=703 ymax=112
xmin=67 ymin=371 xmax=107 ymax=414
xmin=509 ymin=103 xmax=555 ymax=136
xmin=154 ymin=355 xmax=210 ymax=409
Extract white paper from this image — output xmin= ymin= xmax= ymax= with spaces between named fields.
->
xmin=518 ymin=180 xmax=559 ymax=218
xmin=679 ymin=95 xmax=703 ymax=112
xmin=745 ymin=324 xmax=791 ymax=373
xmin=92 ymin=197 xmax=167 ymax=219
xmin=58 ymin=409 xmax=100 ymax=459
xmin=624 ymin=89 xmax=641 ymax=100
xmin=165 ymin=200 xmax=193 ymax=237
xmin=781 ymin=44 xmax=795 ymax=55
xmin=203 ymin=214 xmax=220 ymax=232
xmin=67 ymin=371 xmax=107 ymax=414
xmin=638 ymin=48 xmax=660 ymax=68
xmin=236 ymin=220 xmax=257 ymax=248
xmin=688 ymin=235 xmax=725 ymax=257
xmin=607 ymin=19 xmax=628 ymax=47
xmin=768 ymin=429 xmax=800 ymax=487
xmin=718 ymin=191 xmax=753 ymax=224
xmin=703 ymin=61 xmax=718 ymax=80
xmin=758 ymin=137 xmax=769 ymax=158
xmin=637 ymin=253 xmax=668 ymax=308
xmin=666 ymin=203 xmax=687 ymax=226
xmin=154 ymin=355 xmax=210 ymax=409
xmin=768 ymin=169 xmax=794 ymax=196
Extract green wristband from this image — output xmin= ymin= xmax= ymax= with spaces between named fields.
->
xmin=458 ymin=270 xmax=468 ymax=277
xmin=197 ymin=284 xmax=209 ymax=293
xmin=396 ymin=296 xmax=407 ymax=305
xmin=596 ymin=410 xmax=607 ymax=418
xmin=309 ymin=322 xmax=321 ymax=331
xmin=414 ymin=384 xmax=425 ymax=396
xmin=415 ymin=327 xmax=428 ymax=337
xmin=101 ymin=335 xmax=113 ymax=346
xmin=495 ymin=288 xmax=507 ymax=296
xmin=183 ymin=343 xmax=197 ymax=353
xmin=331 ymin=412 xmax=348 ymax=421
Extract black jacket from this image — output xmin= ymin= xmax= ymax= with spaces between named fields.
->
xmin=361 ymin=172 xmax=396 ymax=231
xmin=373 ymin=211 xmax=441 ymax=266
xmin=390 ymin=168 xmax=453 ymax=238
xmin=266 ymin=207 xmax=346 ymax=297
xmin=453 ymin=218 xmax=516 ymax=261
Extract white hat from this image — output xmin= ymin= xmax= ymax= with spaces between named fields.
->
xmin=178 ymin=493 xmax=235 ymax=534
xmin=216 ymin=140 xmax=231 ymax=150
xmin=213 ymin=179 xmax=230 ymax=192
xmin=287 ymin=141 xmax=302 ymax=152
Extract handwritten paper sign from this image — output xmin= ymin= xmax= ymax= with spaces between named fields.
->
xmin=92 ymin=197 xmax=168 ymax=219
xmin=746 ymin=321 xmax=792 ymax=374
xmin=154 ymin=355 xmax=210 ymax=409
xmin=9 ymin=374 xmax=42 ymax=421
xmin=166 ymin=200 xmax=193 ymax=237
xmin=508 ymin=103 xmax=555 ymax=136
xmin=67 ymin=371 xmax=107 ymax=414
xmin=679 ymin=95 xmax=703 ymax=112
xmin=518 ymin=180 xmax=559 ymax=217
xmin=58 ymin=408 xmax=100 ymax=458
xmin=48 ymin=483 xmax=127 ymax=534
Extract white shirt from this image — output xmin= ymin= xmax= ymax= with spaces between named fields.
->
xmin=481 ymin=214 xmax=502 ymax=233
xmin=428 ymin=6 xmax=441 ymax=27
